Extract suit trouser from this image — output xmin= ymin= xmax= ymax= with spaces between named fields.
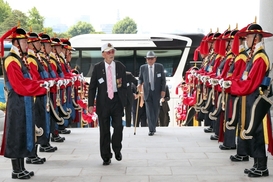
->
xmin=145 ymin=90 xmax=160 ymax=132
xmin=125 ymin=100 xmax=133 ymax=127
xmin=132 ymin=100 xmax=147 ymax=127
xmin=159 ymin=107 xmax=170 ymax=126
xmin=98 ymin=93 xmax=123 ymax=160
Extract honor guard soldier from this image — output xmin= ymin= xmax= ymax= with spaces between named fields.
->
xmin=219 ymin=27 xmax=248 ymax=150
xmin=38 ymin=32 xmax=61 ymax=151
xmin=223 ymin=22 xmax=273 ymax=178
xmin=60 ymin=38 xmax=82 ymax=125
xmin=54 ymin=37 xmax=73 ymax=134
xmin=25 ymin=31 xmax=54 ymax=164
xmin=198 ymin=30 xmax=223 ymax=137
xmin=207 ymin=28 xmax=233 ymax=142
xmin=0 ymin=26 xmax=49 ymax=179
xmin=48 ymin=37 xmax=69 ymax=142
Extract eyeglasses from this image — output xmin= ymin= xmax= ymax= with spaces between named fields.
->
xmin=105 ymin=49 xmax=115 ymax=55
xmin=146 ymin=57 xmax=154 ymax=60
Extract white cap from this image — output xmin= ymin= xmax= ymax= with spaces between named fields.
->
xmin=101 ymin=43 xmax=115 ymax=53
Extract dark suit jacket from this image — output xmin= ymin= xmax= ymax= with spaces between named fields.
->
xmin=88 ymin=60 xmax=127 ymax=115
xmin=126 ymin=71 xmax=138 ymax=106
xmin=138 ymin=63 xmax=166 ymax=101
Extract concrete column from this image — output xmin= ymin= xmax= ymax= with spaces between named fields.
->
xmin=259 ymin=0 xmax=273 ymax=71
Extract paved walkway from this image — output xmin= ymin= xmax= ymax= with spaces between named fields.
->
xmin=0 ymin=127 xmax=273 ymax=182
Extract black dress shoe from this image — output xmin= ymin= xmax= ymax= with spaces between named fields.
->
xmin=204 ymin=127 xmax=213 ymax=133
xmin=51 ymin=136 xmax=65 ymax=142
xmin=23 ymin=170 xmax=34 ymax=177
xmin=103 ymin=159 xmax=111 ymax=165
xmin=26 ymin=157 xmax=44 ymax=164
xmin=219 ymin=144 xmax=236 ymax=150
xmin=12 ymin=171 xmax=31 ymax=179
xmin=244 ymin=167 xmax=256 ymax=174
xmin=148 ymin=132 xmax=154 ymax=136
xmin=58 ymin=129 xmax=71 ymax=134
xmin=210 ymin=134 xmax=218 ymax=140
xmin=115 ymin=153 xmax=122 ymax=161
xmin=40 ymin=145 xmax=57 ymax=152
xmin=37 ymin=156 xmax=46 ymax=162
xmin=230 ymin=154 xmax=249 ymax=162
xmin=248 ymin=168 xmax=269 ymax=177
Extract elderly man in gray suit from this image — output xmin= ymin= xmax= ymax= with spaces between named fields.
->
xmin=137 ymin=51 xmax=166 ymax=136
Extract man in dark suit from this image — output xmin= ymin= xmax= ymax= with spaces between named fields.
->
xmin=159 ymin=85 xmax=170 ymax=126
xmin=125 ymin=71 xmax=138 ymax=127
xmin=137 ymin=51 xmax=166 ymax=136
xmin=88 ymin=43 xmax=127 ymax=165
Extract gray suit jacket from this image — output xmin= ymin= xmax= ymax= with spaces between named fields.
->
xmin=138 ymin=63 xmax=166 ymax=101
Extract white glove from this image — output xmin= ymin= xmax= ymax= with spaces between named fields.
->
xmin=187 ymin=74 xmax=192 ymax=81
xmin=40 ymin=81 xmax=49 ymax=88
xmin=222 ymin=81 xmax=232 ymax=88
xmin=218 ymin=78 xmax=224 ymax=86
xmin=57 ymin=80 xmax=63 ymax=87
xmin=40 ymin=81 xmax=49 ymax=89
xmin=78 ymin=73 xmax=84 ymax=81
xmin=48 ymin=80 xmax=55 ymax=87
xmin=209 ymin=78 xmax=219 ymax=86
xmin=208 ymin=78 xmax=213 ymax=85
xmin=65 ymin=79 xmax=71 ymax=85
xmin=72 ymin=76 xmax=77 ymax=82
xmin=190 ymin=69 xmax=196 ymax=76
xmin=201 ymin=76 xmax=209 ymax=83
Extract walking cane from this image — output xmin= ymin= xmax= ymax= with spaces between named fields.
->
xmin=134 ymin=94 xmax=140 ymax=135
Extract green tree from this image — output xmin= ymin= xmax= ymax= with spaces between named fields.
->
xmin=56 ymin=32 xmax=71 ymax=38
xmin=0 ymin=10 xmax=29 ymax=35
xmin=0 ymin=0 xmax=12 ymax=23
xmin=112 ymin=17 xmax=137 ymax=34
xmin=67 ymin=21 xmax=95 ymax=37
xmin=92 ymin=31 xmax=105 ymax=34
xmin=43 ymin=27 xmax=54 ymax=37
xmin=27 ymin=7 xmax=45 ymax=33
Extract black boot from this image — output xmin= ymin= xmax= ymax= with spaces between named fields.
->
xmin=11 ymin=158 xmax=30 ymax=179
xmin=19 ymin=158 xmax=34 ymax=177
xmin=244 ymin=157 xmax=257 ymax=174
xmin=248 ymin=157 xmax=269 ymax=177
xmin=26 ymin=145 xmax=45 ymax=164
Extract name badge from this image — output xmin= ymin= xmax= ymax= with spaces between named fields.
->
xmin=98 ymin=78 xmax=104 ymax=84
xmin=157 ymin=73 xmax=161 ymax=77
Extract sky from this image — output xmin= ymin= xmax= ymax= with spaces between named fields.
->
xmin=5 ymin=0 xmax=261 ymax=34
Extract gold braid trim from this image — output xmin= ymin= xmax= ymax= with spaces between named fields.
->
xmin=263 ymin=115 xmax=269 ymax=144
xmin=239 ymin=96 xmax=246 ymax=139
xmin=209 ymin=93 xmax=222 ymax=120
xmin=49 ymin=100 xmax=65 ymax=125
xmin=242 ymin=95 xmax=273 ymax=139
xmin=201 ymin=89 xmax=213 ymax=114
xmin=226 ymin=97 xmax=239 ymax=130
